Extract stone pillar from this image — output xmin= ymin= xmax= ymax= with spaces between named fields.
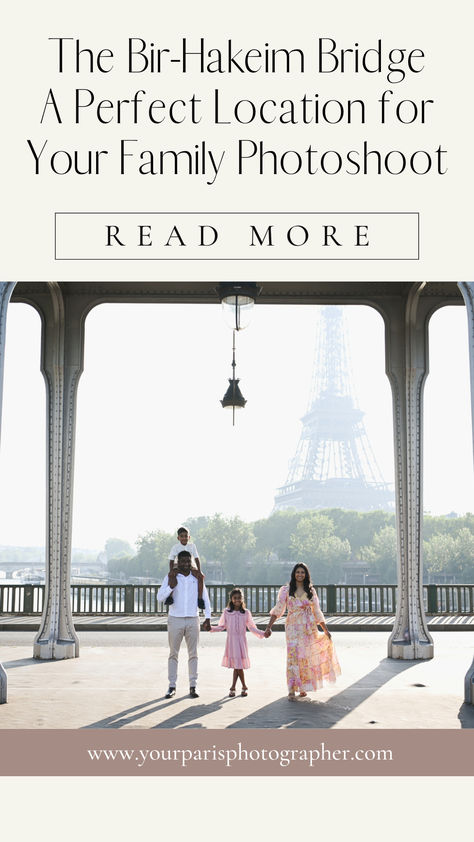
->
xmin=33 ymin=283 xmax=85 ymax=659
xmin=0 ymin=283 xmax=16 ymax=701
xmin=458 ymin=283 xmax=474 ymax=703
xmin=385 ymin=283 xmax=434 ymax=659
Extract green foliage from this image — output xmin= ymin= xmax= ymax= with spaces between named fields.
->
xmin=423 ymin=513 xmax=474 ymax=541
xmin=359 ymin=526 xmax=398 ymax=581
xmin=103 ymin=510 xmax=474 ymax=584
xmin=197 ymin=513 xmax=256 ymax=582
xmin=136 ymin=529 xmax=175 ymax=577
xmin=424 ymin=527 xmax=474 ymax=582
xmin=289 ymin=512 xmax=352 ymax=583
xmin=106 ymin=529 xmax=174 ymax=579
xmin=6 ymin=509 xmax=463 ymax=585
xmin=253 ymin=509 xmax=301 ymax=561
xmin=107 ymin=554 xmax=136 ymax=578
xmin=320 ymin=509 xmax=394 ymax=553
xmin=182 ymin=516 xmax=211 ymax=543
xmin=104 ymin=537 xmax=133 ymax=561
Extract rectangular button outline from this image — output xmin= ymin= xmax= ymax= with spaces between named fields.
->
xmin=54 ymin=211 xmax=420 ymax=261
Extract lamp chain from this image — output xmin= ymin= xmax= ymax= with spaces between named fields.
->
xmin=232 ymin=329 xmax=236 ymax=425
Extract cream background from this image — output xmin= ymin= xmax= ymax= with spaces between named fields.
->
xmin=2 ymin=777 xmax=472 ymax=839
xmin=1 ymin=0 xmax=473 ymax=279
xmin=1 ymin=0 xmax=472 ymax=807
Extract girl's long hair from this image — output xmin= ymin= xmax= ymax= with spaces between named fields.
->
xmin=227 ymin=587 xmax=246 ymax=613
xmin=288 ymin=563 xmax=313 ymax=600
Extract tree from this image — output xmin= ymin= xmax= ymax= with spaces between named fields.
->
xmin=289 ymin=512 xmax=351 ymax=583
xmin=321 ymin=509 xmax=394 ymax=553
xmin=454 ymin=528 xmax=474 ymax=580
xmin=198 ymin=513 xmax=256 ymax=582
xmin=107 ymin=554 xmax=136 ymax=579
xmin=107 ymin=529 xmax=175 ymax=579
xmin=133 ymin=529 xmax=175 ymax=578
xmin=183 ymin=516 xmax=211 ymax=543
xmin=359 ymin=526 xmax=397 ymax=581
xmin=424 ymin=528 xmax=474 ymax=582
xmin=104 ymin=537 xmax=134 ymax=561
xmin=423 ymin=512 xmax=474 ymax=541
xmin=423 ymin=533 xmax=454 ymax=577
xmin=253 ymin=509 xmax=302 ymax=561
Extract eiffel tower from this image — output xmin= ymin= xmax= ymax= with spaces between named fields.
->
xmin=274 ymin=306 xmax=394 ymax=512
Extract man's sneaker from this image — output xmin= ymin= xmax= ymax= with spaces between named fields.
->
xmin=165 ymin=686 xmax=176 ymax=699
xmin=189 ymin=687 xmax=199 ymax=698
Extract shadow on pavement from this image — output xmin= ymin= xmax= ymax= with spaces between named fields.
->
xmin=83 ymin=697 xmax=182 ymax=728
xmin=2 ymin=658 xmax=43 ymax=669
xmin=81 ymin=659 xmax=418 ymax=729
xmin=151 ymin=697 xmax=231 ymax=729
xmin=228 ymin=659 xmax=417 ymax=729
xmin=82 ymin=695 xmax=232 ymax=729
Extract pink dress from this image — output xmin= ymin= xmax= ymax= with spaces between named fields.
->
xmin=211 ymin=608 xmax=265 ymax=668
xmin=270 ymin=584 xmax=341 ymax=692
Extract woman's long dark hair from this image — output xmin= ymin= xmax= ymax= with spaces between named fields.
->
xmin=227 ymin=587 xmax=246 ymax=612
xmin=288 ymin=563 xmax=313 ymax=600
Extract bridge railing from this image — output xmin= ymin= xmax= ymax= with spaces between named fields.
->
xmin=1 ymin=583 xmax=474 ymax=615
xmin=0 ymin=585 xmax=44 ymax=614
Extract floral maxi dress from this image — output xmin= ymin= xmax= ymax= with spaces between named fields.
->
xmin=270 ymin=585 xmax=341 ymax=692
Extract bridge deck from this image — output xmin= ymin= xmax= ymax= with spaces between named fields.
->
xmin=1 ymin=628 xmax=473 ymax=731
xmin=1 ymin=613 xmax=473 ymax=631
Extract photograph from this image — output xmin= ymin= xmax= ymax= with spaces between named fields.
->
xmin=0 ymin=282 xmax=473 ymax=748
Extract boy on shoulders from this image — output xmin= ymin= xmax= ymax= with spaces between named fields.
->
xmin=166 ymin=526 xmax=205 ymax=609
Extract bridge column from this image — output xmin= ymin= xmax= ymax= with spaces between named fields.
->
xmin=0 ymin=282 xmax=16 ymax=701
xmin=385 ymin=283 xmax=434 ymax=659
xmin=458 ymin=282 xmax=474 ymax=703
xmin=33 ymin=283 xmax=84 ymax=660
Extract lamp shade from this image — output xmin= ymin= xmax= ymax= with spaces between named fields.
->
xmin=221 ymin=294 xmax=254 ymax=331
xmin=220 ymin=378 xmax=247 ymax=410
xmin=216 ymin=283 xmax=261 ymax=331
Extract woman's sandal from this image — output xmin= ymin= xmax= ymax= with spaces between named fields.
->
xmin=241 ymin=688 xmax=248 ymax=697
xmin=299 ymin=691 xmax=308 ymax=698
xmin=229 ymin=689 xmax=236 ymax=697
xmin=288 ymin=690 xmax=296 ymax=700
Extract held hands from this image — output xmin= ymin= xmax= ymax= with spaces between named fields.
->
xmin=201 ymin=618 xmax=211 ymax=632
xmin=264 ymin=627 xmax=272 ymax=638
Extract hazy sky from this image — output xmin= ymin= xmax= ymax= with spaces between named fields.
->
xmin=0 ymin=298 xmax=472 ymax=550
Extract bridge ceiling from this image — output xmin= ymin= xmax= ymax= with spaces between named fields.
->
xmin=10 ymin=280 xmax=464 ymax=309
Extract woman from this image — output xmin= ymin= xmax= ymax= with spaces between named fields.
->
xmin=264 ymin=563 xmax=341 ymax=699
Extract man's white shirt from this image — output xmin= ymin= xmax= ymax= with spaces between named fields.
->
xmin=158 ymin=574 xmax=211 ymax=619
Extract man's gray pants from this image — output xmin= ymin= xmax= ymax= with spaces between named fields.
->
xmin=167 ymin=615 xmax=200 ymax=687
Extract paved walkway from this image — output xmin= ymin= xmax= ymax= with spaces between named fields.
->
xmin=1 ymin=613 xmax=473 ymax=631
xmin=1 ymin=630 xmax=473 ymax=729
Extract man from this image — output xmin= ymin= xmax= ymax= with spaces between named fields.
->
xmin=166 ymin=526 xmax=205 ymax=609
xmin=157 ymin=549 xmax=211 ymax=699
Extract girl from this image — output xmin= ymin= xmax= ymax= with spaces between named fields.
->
xmin=210 ymin=588 xmax=265 ymax=696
